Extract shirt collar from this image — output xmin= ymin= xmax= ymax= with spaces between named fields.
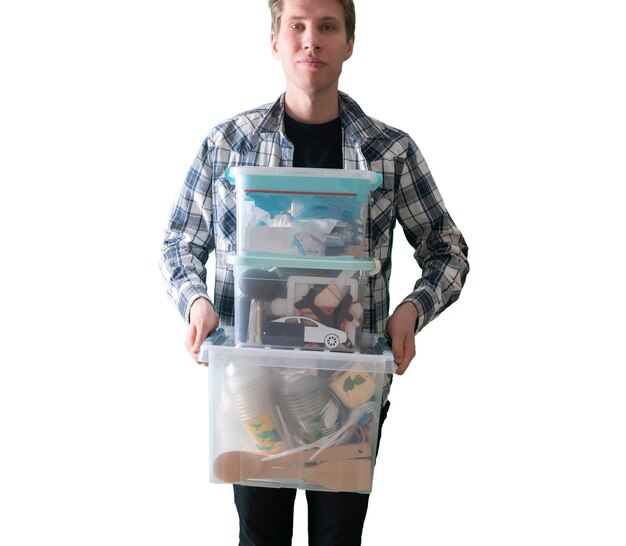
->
xmin=255 ymin=94 xmax=286 ymax=135
xmin=338 ymin=92 xmax=388 ymax=145
xmin=256 ymin=92 xmax=387 ymax=145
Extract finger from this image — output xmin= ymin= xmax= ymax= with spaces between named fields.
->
xmin=186 ymin=323 xmax=206 ymax=359
xmin=395 ymin=336 xmax=416 ymax=375
xmin=389 ymin=330 xmax=405 ymax=365
xmin=193 ymin=319 xmax=215 ymax=353
xmin=191 ymin=327 xmax=206 ymax=354
xmin=395 ymin=354 xmax=410 ymax=374
xmin=396 ymin=359 xmax=410 ymax=375
xmin=185 ymin=323 xmax=197 ymax=354
xmin=393 ymin=348 xmax=404 ymax=367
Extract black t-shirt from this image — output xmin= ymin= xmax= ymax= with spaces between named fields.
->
xmin=284 ymin=113 xmax=342 ymax=169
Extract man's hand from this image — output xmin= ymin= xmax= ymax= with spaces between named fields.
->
xmin=385 ymin=302 xmax=418 ymax=375
xmin=185 ymin=297 xmax=219 ymax=366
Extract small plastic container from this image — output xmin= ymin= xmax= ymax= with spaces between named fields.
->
xmin=199 ymin=327 xmax=395 ymax=494
xmin=225 ymin=167 xmax=382 ymax=259
xmin=227 ymin=254 xmax=377 ymax=352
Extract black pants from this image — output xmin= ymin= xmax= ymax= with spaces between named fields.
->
xmin=233 ymin=400 xmax=390 ymax=546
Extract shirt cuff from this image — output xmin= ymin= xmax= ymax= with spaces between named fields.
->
xmin=178 ymin=284 xmax=212 ymax=323
xmin=400 ymin=289 xmax=437 ymax=334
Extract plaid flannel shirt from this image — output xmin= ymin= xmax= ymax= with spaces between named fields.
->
xmin=160 ymin=92 xmax=469 ymax=341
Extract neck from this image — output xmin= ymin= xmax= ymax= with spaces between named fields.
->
xmin=284 ymin=86 xmax=340 ymax=124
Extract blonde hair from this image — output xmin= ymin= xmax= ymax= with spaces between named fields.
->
xmin=268 ymin=0 xmax=356 ymax=41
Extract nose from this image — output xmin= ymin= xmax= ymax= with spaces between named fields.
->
xmin=302 ymin=28 xmax=321 ymax=50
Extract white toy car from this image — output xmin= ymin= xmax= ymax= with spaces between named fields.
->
xmin=262 ymin=316 xmax=348 ymax=349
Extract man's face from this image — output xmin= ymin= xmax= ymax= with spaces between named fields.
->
xmin=271 ymin=0 xmax=354 ymax=98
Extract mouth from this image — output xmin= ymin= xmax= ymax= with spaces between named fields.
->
xmin=299 ymin=58 xmax=325 ymax=68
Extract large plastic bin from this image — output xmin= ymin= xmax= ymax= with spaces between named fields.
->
xmin=199 ymin=327 xmax=395 ymax=494
xmin=225 ymin=167 xmax=382 ymax=259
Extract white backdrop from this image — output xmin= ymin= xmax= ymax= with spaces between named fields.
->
xmin=1 ymin=1 xmax=624 ymax=544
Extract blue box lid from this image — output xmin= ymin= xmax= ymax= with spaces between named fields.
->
xmin=225 ymin=167 xmax=383 ymax=200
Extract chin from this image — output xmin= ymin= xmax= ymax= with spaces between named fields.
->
xmin=290 ymin=76 xmax=338 ymax=95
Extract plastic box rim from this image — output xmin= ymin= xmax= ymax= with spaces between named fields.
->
xmin=225 ymin=166 xmax=383 ymax=189
xmin=199 ymin=327 xmax=396 ymax=374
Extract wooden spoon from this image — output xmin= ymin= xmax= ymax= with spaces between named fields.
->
xmin=213 ymin=446 xmax=372 ymax=491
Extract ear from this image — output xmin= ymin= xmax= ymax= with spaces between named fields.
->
xmin=344 ymin=35 xmax=355 ymax=60
xmin=271 ymin=31 xmax=280 ymax=59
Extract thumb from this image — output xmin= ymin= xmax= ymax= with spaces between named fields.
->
xmin=185 ymin=322 xmax=208 ymax=356
xmin=390 ymin=331 xmax=405 ymax=365
xmin=192 ymin=323 xmax=210 ymax=354
xmin=185 ymin=322 xmax=198 ymax=354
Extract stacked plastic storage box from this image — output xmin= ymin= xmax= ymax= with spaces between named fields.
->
xmin=200 ymin=167 xmax=395 ymax=494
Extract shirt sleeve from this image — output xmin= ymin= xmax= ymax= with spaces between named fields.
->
xmin=396 ymin=137 xmax=469 ymax=333
xmin=159 ymin=138 xmax=216 ymax=322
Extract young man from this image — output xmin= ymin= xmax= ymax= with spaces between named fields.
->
xmin=160 ymin=0 xmax=469 ymax=543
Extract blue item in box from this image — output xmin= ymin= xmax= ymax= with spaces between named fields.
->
xmin=225 ymin=167 xmax=382 ymax=259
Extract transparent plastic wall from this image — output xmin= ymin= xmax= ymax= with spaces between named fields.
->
xmin=232 ymin=260 xmax=373 ymax=352
xmin=201 ymin=329 xmax=395 ymax=494
xmin=227 ymin=167 xmax=382 ymax=260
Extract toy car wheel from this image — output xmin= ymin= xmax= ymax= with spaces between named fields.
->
xmin=324 ymin=333 xmax=340 ymax=349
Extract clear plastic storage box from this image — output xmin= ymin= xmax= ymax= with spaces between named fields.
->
xmin=228 ymin=254 xmax=377 ymax=352
xmin=225 ymin=167 xmax=382 ymax=259
xmin=200 ymin=327 xmax=395 ymax=494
